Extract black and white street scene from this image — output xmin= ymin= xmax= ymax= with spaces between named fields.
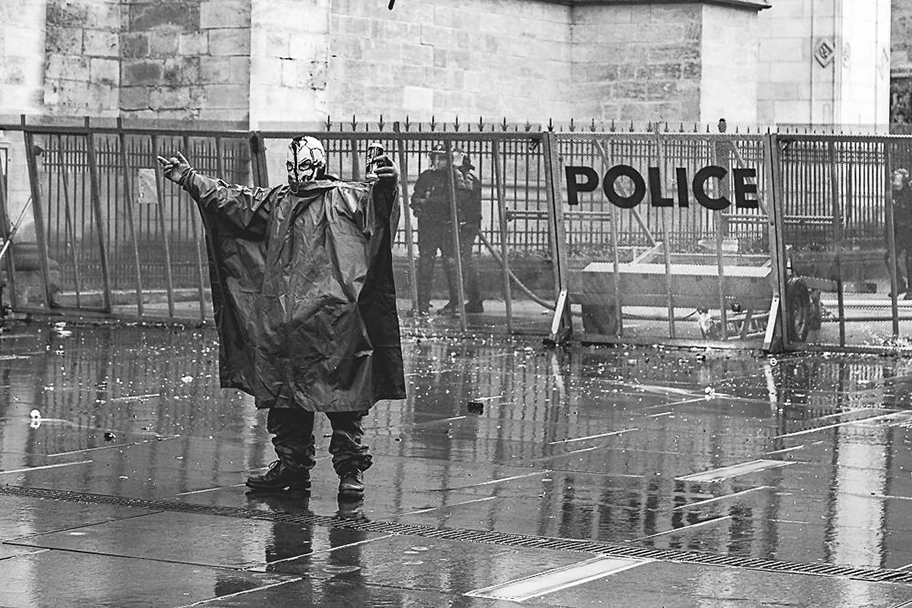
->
xmin=6 ymin=0 xmax=912 ymax=606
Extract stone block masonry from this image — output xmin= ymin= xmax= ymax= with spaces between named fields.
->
xmin=44 ymin=0 xmax=122 ymax=117
xmin=120 ymin=0 xmax=251 ymax=122
xmin=571 ymin=4 xmax=703 ymax=123
xmin=18 ymin=0 xmax=776 ymax=129
xmin=323 ymin=0 xmax=574 ymax=124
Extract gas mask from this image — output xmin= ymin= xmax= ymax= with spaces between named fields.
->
xmin=286 ymin=136 xmax=326 ymax=184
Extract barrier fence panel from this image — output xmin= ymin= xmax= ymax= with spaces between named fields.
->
xmin=6 ymin=123 xmax=559 ymax=334
xmin=17 ymin=123 xmax=252 ymax=321
xmin=14 ymin=121 xmax=912 ymax=353
xmin=775 ymin=134 xmax=912 ymax=353
xmin=255 ymin=130 xmax=558 ymax=334
xmin=551 ymin=131 xmax=776 ymax=348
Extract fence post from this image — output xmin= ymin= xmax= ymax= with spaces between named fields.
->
xmin=764 ymin=133 xmax=788 ymax=353
xmin=827 ymin=140 xmax=846 ymax=347
xmin=249 ymin=132 xmax=269 ymax=188
xmin=117 ymin=119 xmax=145 ymax=316
xmin=394 ymin=128 xmax=419 ymax=313
xmin=150 ymin=134 xmax=176 ymax=317
xmin=0 ymin=145 xmax=19 ymax=310
xmin=22 ymin=117 xmax=53 ymax=309
xmin=444 ymin=139 xmax=467 ymax=331
xmin=654 ymin=124 xmax=677 ymax=338
xmin=885 ymin=144 xmax=900 ymax=337
xmin=492 ymin=139 xmax=513 ymax=333
xmin=542 ymin=131 xmax=572 ymax=344
xmin=84 ymin=118 xmax=113 ymax=312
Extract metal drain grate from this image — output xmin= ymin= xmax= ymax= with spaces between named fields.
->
xmin=3 ymin=483 xmax=912 ymax=585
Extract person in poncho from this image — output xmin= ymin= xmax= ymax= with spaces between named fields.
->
xmin=157 ymin=136 xmax=405 ymax=500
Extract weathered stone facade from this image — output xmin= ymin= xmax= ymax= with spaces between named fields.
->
xmin=571 ymin=4 xmax=703 ymax=122
xmin=1 ymin=0 xmax=778 ymax=128
xmin=760 ymin=0 xmax=891 ymax=128
xmin=893 ymin=0 xmax=912 ymax=125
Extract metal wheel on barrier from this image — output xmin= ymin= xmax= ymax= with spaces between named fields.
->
xmin=786 ymin=276 xmax=811 ymax=343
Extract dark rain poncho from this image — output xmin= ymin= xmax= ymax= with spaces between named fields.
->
xmin=180 ymin=171 xmax=406 ymax=412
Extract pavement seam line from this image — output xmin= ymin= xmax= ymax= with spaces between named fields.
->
xmin=3 ymin=483 xmax=912 ymax=586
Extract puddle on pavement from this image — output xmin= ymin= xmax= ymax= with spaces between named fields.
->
xmin=2 ymin=321 xmax=912 ymax=571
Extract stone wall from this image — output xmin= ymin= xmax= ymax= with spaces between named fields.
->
xmin=571 ymin=3 xmax=702 ymax=123
xmin=120 ymin=0 xmax=250 ymax=123
xmin=839 ymin=0 xmax=890 ymax=127
xmin=323 ymin=0 xmax=573 ymax=124
xmin=249 ymin=0 xmax=329 ymax=128
xmin=756 ymin=0 xmax=815 ymax=125
xmin=759 ymin=0 xmax=891 ymax=128
xmin=1 ymin=0 xmax=47 ymax=115
xmin=892 ymin=0 xmax=912 ymax=124
xmin=44 ymin=0 xmax=121 ymax=117
xmin=701 ymin=5 xmax=759 ymax=125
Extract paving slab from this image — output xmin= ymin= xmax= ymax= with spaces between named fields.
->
xmin=2 ymin=322 xmax=912 ymax=606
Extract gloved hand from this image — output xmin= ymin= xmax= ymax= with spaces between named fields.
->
xmin=156 ymin=151 xmax=193 ymax=185
xmin=373 ymin=154 xmax=399 ymax=182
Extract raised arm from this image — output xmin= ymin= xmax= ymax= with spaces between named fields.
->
xmin=157 ymin=151 xmax=272 ymax=237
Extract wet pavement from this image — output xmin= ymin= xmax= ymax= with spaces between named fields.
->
xmin=3 ymin=319 xmax=912 ymax=606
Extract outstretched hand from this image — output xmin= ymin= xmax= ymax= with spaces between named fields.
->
xmin=373 ymin=155 xmax=399 ymax=182
xmin=156 ymin=151 xmax=192 ymax=185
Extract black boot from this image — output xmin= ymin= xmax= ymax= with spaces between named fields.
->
xmin=246 ymin=460 xmax=311 ymax=492
xmin=337 ymin=467 xmax=364 ymax=500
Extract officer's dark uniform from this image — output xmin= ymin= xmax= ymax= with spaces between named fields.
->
xmin=441 ymin=154 xmax=483 ymax=313
xmin=410 ymin=146 xmax=467 ymax=315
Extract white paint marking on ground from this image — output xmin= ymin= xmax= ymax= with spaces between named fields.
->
xmin=48 ymin=435 xmax=180 ymax=457
xmin=672 ymin=486 xmax=771 ymax=511
xmin=676 ymin=459 xmax=794 ymax=483
xmin=633 ymin=515 xmax=734 ymax=541
xmin=465 ymin=556 xmax=650 ymax=602
xmin=550 ymin=428 xmax=639 ymax=445
xmin=869 ymin=494 xmax=912 ymax=502
xmin=457 ymin=470 xmax=552 ymax=489
xmin=774 ymin=411 xmax=911 ymax=439
xmin=109 ymin=393 xmax=161 ymax=402
xmin=0 ymin=460 xmax=93 ymax=475
xmin=764 ymin=444 xmax=807 ymax=456
xmin=178 ymin=578 xmax=305 ymax=607
xmin=247 ymin=534 xmax=398 ymax=572
xmin=175 ymin=483 xmax=247 ymax=496
xmin=401 ymin=496 xmax=498 ymax=515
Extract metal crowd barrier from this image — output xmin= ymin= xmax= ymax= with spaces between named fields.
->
xmin=2 ymin=117 xmax=911 ymax=354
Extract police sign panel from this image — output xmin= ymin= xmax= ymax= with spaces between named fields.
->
xmin=565 ymin=164 xmax=759 ymax=210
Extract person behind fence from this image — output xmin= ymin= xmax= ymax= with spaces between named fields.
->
xmin=156 ymin=135 xmax=406 ymax=501
xmin=885 ymin=167 xmax=912 ymax=298
xmin=409 ymin=143 xmax=469 ymax=316
xmin=439 ymin=148 xmax=484 ymax=315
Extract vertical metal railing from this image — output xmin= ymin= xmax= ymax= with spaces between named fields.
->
xmin=5 ymin=120 xmax=912 ymax=353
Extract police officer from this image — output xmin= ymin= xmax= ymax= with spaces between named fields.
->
xmin=409 ymin=144 xmax=468 ymax=316
xmin=440 ymin=149 xmax=484 ymax=315
xmin=887 ymin=167 xmax=912 ymax=299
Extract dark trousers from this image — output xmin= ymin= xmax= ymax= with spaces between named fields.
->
xmin=885 ymin=232 xmax=912 ymax=291
xmin=442 ymin=224 xmax=482 ymax=306
xmin=267 ymin=408 xmax=372 ymax=474
xmin=416 ymin=218 xmax=448 ymax=310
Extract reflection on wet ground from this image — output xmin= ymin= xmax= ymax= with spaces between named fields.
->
xmin=3 ymin=321 xmax=912 ymax=606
